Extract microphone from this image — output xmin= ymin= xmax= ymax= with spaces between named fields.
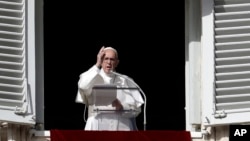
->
xmin=111 ymin=71 xmax=147 ymax=131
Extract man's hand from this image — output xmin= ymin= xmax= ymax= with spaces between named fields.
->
xmin=112 ymin=99 xmax=123 ymax=110
xmin=96 ymin=46 xmax=105 ymax=68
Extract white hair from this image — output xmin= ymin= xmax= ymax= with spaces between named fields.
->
xmin=104 ymin=47 xmax=119 ymax=59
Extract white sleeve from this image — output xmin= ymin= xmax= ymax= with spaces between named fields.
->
xmin=75 ymin=65 xmax=104 ymax=104
xmin=125 ymin=77 xmax=144 ymax=107
xmin=116 ymin=76 xmax=145 ymax=117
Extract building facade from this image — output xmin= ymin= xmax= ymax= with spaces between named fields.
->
xmin=1 ymin=0 xmax=250 ymax=140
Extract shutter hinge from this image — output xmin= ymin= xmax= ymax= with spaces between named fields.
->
xmin=14 ymin=103 xmax=28 ymax=115
xmin=214 ymin=110 xmax=227 ymax=119
xmin=14 ymin=79 xmax=28 ymax=115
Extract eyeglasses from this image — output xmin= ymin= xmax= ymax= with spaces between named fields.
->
xmin=103 ymin=57 xmax=116 ymax=63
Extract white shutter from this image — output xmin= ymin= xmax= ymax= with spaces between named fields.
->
xmin=0 ymin=0 xmax=35 ymax=125
xmin=203 ymin=0 xmax=250 ymax=126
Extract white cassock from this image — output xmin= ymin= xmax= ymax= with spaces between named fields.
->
xmin=75 ymin=65 xmax=144 ymax=131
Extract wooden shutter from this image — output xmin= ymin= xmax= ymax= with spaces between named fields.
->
xmin=205 ymin=0 xmax=250 ymax=125
xmin=0 ymin=0 xmax=35 ymax=125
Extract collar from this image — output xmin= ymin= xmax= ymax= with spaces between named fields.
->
xmin=100 ymin=68 xmax=115 ymax=78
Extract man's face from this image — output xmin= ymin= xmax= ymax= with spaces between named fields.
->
xmin=101 ymin=49 xmax=119 ymax=74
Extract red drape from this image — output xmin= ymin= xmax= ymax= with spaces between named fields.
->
xmin=50 ymin=130 xmax=191 ymax=141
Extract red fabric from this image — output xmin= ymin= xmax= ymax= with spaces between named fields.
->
xmin=50 ymin=130 xmax=191 ymax=141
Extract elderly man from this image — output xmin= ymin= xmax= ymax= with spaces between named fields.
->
xmin=75 ymin=46 xmax=144 ymax=131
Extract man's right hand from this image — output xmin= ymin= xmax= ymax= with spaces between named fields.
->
xmin=96 ymin=46 xmax=105 ymax=68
